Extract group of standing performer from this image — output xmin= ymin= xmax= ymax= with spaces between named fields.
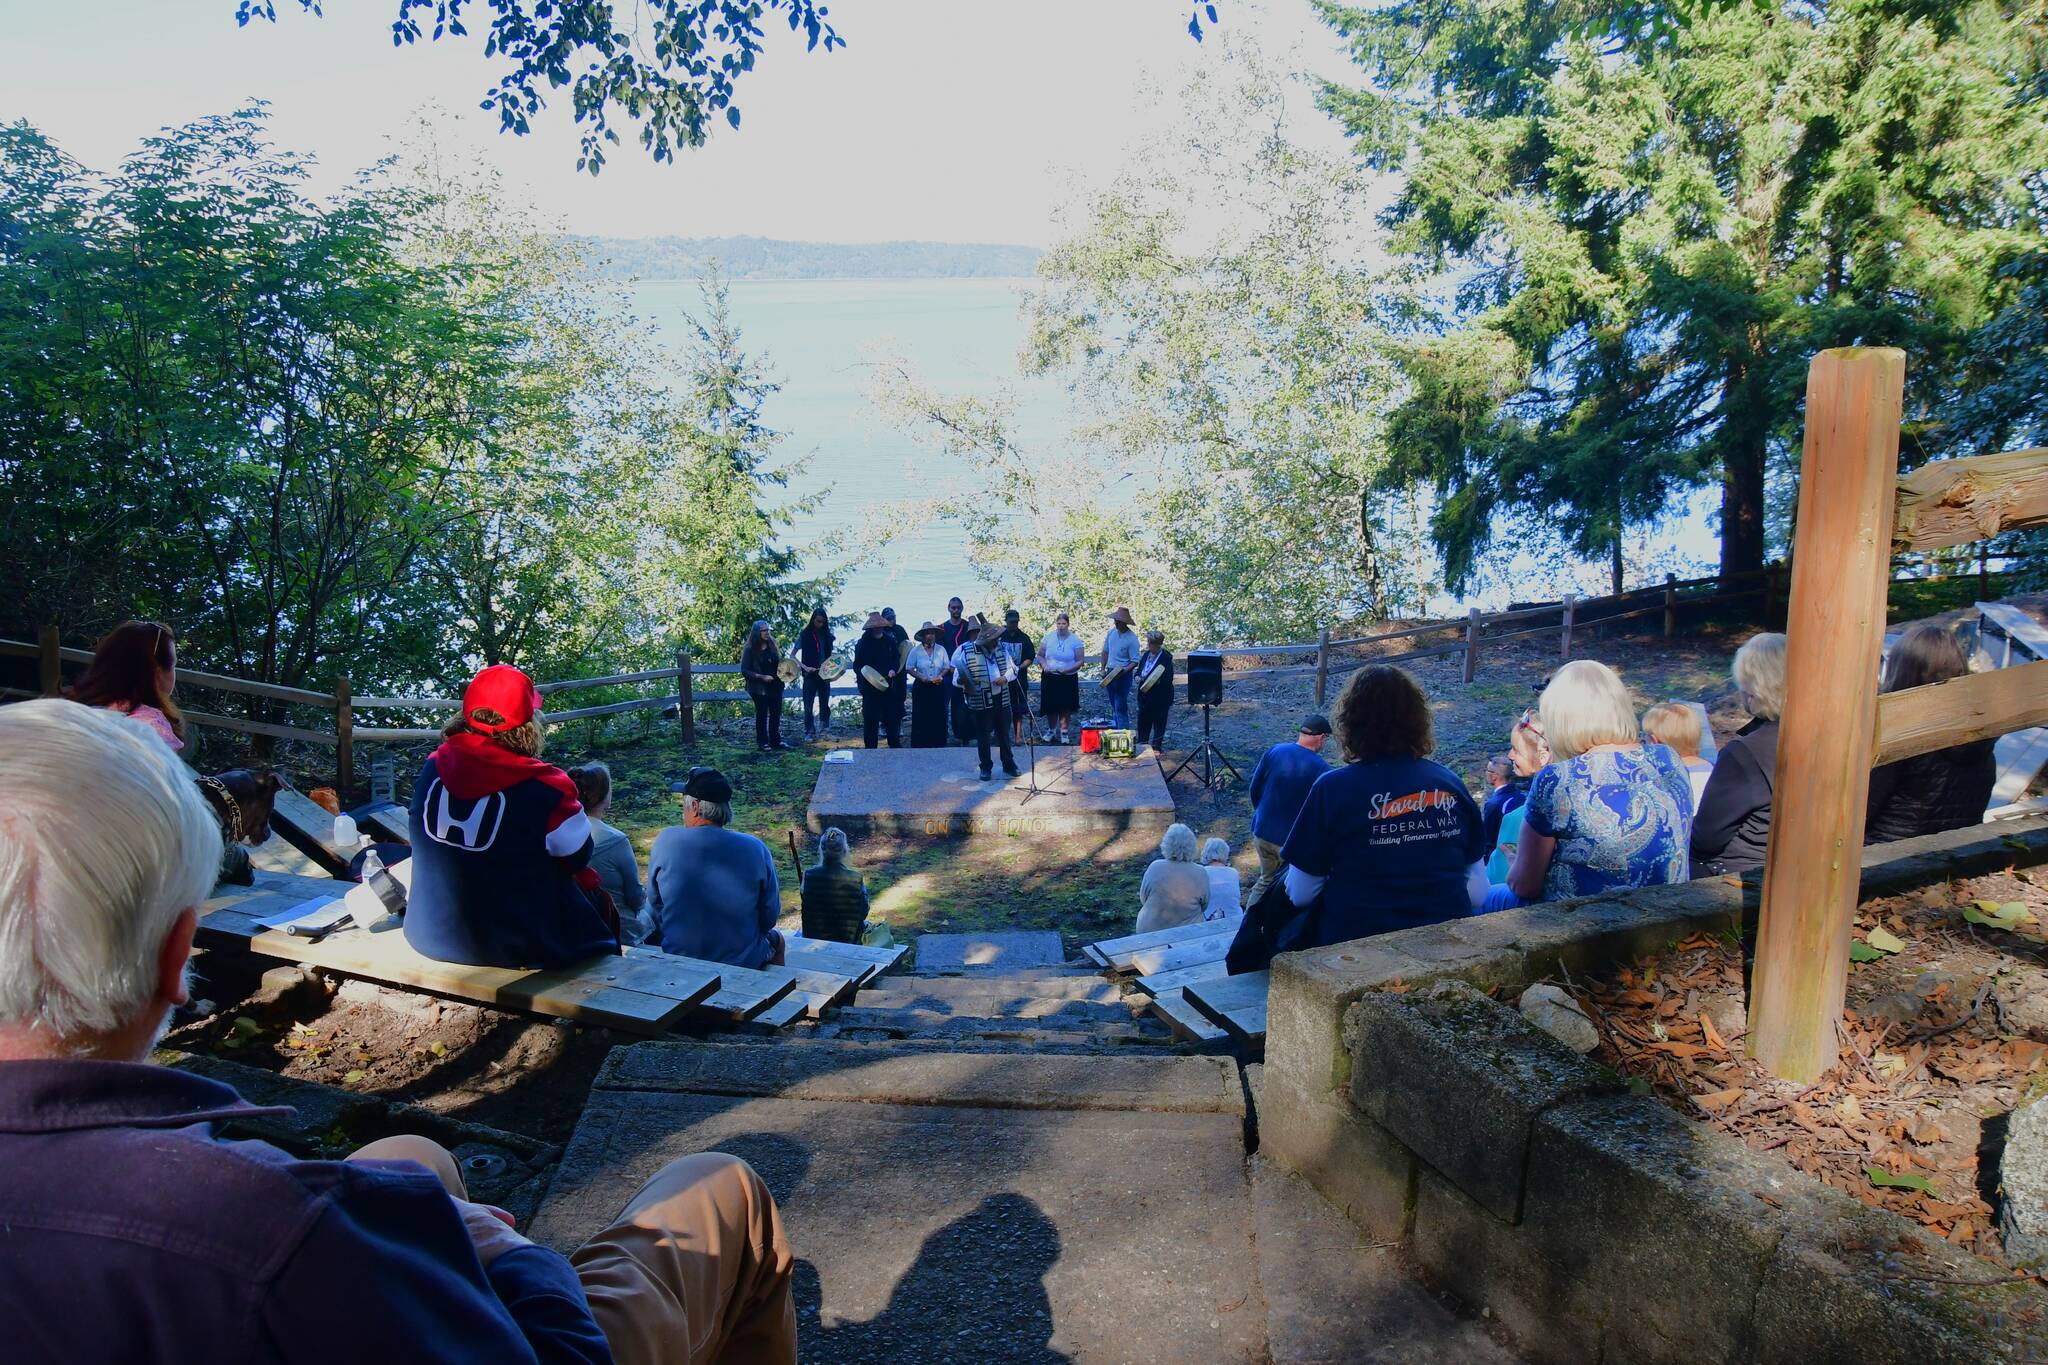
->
xmin=744 ymin=600 xmax=1180 ymax=760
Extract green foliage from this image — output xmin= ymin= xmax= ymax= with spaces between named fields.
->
xmin=233 ymin=0 xmax=845 ymax=173
xmin=1318 ymin=0 xmax=2048 ymax=587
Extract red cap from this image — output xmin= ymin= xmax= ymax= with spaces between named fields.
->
xmin=462 ymin=664 xmax=540 ymax=733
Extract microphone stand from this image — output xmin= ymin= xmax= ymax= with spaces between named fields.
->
xmin=1011 ymin=664 xmax=1065 ymax=803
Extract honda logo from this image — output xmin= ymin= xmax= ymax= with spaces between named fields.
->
xmin=422 ymin=779 xmax=505 ymax=852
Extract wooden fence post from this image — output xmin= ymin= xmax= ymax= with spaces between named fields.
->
xmin=1749 ymin=348 xmax=1904 ymax=1084
xmin=1462 ymin=607 xmax=1481 ymax=684
xmin=1662 ymin=573 xmax=1677 ymax=638
xmin=675 ymin=648 xmax=696 ymax=744
xmin=1313 ymin=628 xmax=1331 ymax=708
xmin=334 ymin=674 xmax=353 ymax=798
xmin=37 ymin=625 xmax=61 ymax=697
xmin=1560 ymin=594 xmax=1576 ymax=659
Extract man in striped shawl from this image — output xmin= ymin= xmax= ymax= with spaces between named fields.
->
xmin=956 ymin=622 xmax=1022 ymax=781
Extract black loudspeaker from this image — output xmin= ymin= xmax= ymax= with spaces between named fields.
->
xmin=1186 ymin=651 xmax=1223 ymax=706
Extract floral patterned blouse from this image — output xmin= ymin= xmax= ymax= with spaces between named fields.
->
xmin=1524 ymin=745 xmax=1693 ymax=902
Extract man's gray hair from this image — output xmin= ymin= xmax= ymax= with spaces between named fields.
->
xmin=685 ymin=794 xmax=732 ymax=827
xmin=820 ymin=827 xmax=849 ymax=862
xmin=1159 ymin=822 xmax=1199 ymax=863
xmin=1201 ymin=837 xmax=1230 ymax=865
xmin=0 ymin=701 xmax=219 ymax=1039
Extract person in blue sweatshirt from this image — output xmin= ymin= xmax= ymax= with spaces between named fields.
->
xmin=1245 ymin=714 xmax=1333 ymax=903
xmin=405 ymin=664 xmax=619 ymax=969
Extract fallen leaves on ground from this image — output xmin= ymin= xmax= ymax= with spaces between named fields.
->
xmin=1568 ymin=870 xmax=2048 ymax=1268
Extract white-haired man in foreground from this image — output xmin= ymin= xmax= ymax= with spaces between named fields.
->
xmin=0 ymin=700 xmax=795 ymax=1364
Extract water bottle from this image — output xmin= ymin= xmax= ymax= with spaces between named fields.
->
xmin=354 ymin=840 xmax=407 ymax=929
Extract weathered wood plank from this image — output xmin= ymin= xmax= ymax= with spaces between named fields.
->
xmin=623 ymin=946 xmax=796 ymax=1021
xmin=1993 ymin=727 xmax=2048 ymax=806
xmin=1182 ymin=970 xmax=1269 ymax=1045
xmin=1979 ymin=600 xmax=2048 ymax=664
xmin=1873 ymin=659 xmax=2048 ymax=765
xmin=1134 ymin=956 xmax=1231 ymax=997
xmin=269 ymin=786 xmax=354 ymax=874
xmin=1146 ymin=988 xmax=1226 ymax=1043
xmin=1892 ymin=446 xmax=2048 ymax=551
xmin=360 ymin=805 xmax=412 ymax=844
xmin=247 ymin=834 xmax=331 ymax=879
xmin=750 ymin=995 xmax=811 ymax=1029
xmin=1121 ymin=931 xmax=1235 ymax=978
xmin=783 ymin=933 xmax=907 ymax=974
xmin=1086 ymin=914 xmax=1241 ymax=964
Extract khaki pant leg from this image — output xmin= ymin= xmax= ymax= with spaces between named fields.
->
xmin=1246 ymin=837 xmax=1286 ymax=904
xmin=571 ymin=1153 xmax=796 ymax=1365
xmin=347 ymin=1135 xmax=468 ymax=1199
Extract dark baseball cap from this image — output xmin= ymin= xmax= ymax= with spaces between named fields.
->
xmin=671 ymin=766 xmax=733 ymax=803
xmin=1299 ymin=714 xmax=1332 ymax=736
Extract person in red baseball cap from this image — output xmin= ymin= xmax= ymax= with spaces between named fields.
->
xmin=403 ymin=664 xmax=619 ymax=968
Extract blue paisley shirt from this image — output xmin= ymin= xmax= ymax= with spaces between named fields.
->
xmin=1524 ymin=745 xmax=1694 ymax=902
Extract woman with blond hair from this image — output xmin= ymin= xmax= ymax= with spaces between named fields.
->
xmin=1485 ymin=660 xmax=1693 ymax=910
xmin=405 ymin=664 xmax=617 ymax=968
xmin=1642 ymin=701 xmax=1714 ymax=807
xmin=1692 ymin=633 xmax=1786 ymax=876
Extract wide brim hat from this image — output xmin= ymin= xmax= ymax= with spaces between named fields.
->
xmin=977 ymin=622 xmax=1005 ymax=646
xmin=917 ymin=621 xmax=940 ymax=640
xmin=1110 ymin=607 xmax=1134 ymax=625
xmin=864 ymin=612 xmax=887 ymax=630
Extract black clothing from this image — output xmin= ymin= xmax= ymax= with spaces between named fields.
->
xmin=797 ymin=625 xmax=835 ymax=733
xmin=972 ymin=702 xmax=1019 ymax=776
xmin=939 ymin=616 xmax=974 ymax=742
xmin=752 ymin=688 xmax=785 ymax=748
xmin=1135 ymin=649 xmax=1173 ymax=749
xmin=741 ymin=640 xmax=781 ymax=700
xmin=801 ymin=673 xmax=830 ymax=732
xmin=1481 ymin=776 xmax=1531 ymax=851
xmin=1865 ymin=740 xmax=1997 ymax=844
xmin=1000 ymin=626 xmax=1035 ymax=714
xmin=1040 ymin=669 xmax=1080 ymax=718
xmin=1691 ymin=717 xmax=1779 ymax=875
xmin=886 ymin=623 xmax=910 ymax=729
xmin=854 ymin=631 xmax=901 ymax=749
xmin=797 ymin=625 xmax=835 ymax=668
xmin=800 ymin=860 xmax=869 ymax=944
xmin=910 ymin=673 xmax=950 ymax=747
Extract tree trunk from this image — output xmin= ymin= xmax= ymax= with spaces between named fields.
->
xmin=1610 ymin=533 xmax=1624 ymax=596
xmin=1358 ymin=490 xmax=1387 ymax=621
xmin=1720 ymin=360 xmax=1769 ymax=579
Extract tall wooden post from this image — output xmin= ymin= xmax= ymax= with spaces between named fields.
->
xmin=37 ymin=625 xmax=61 ymax=697
xmin=675 ymin=648 xmax=696 ymax=744
xmin=1560 ymin=594 xmax=1576 ymax=659
xmin=334 ymin=675 xmax=353 ymax=799
xmin=1462 ymin=607 xmax=1482 ymax=684
xmin=1662 ymin=573 xmax=1677 ymax=638
xmin=1313 ymin=628 xmax=1331 ymax=708
xmin=1749 ymin=348 xmax=1904 ymax=1083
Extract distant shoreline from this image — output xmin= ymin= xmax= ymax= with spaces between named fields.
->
xmin=627 ymin=275 xmax=1043 ymax=286
xmin=573 ymin=235 xmax=1045 ymax=283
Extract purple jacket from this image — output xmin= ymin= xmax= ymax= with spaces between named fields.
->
xmin=0 ymin=1060 xmax=611 ymax=1364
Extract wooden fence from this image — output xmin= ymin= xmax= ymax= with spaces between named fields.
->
xmin=1751 ymin=347 xmax=2048 ymax=1084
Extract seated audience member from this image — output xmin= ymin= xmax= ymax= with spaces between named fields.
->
xmin=799 ymin=827 xmax=871 ymax=945
xmin=1691 ymin=633 xmax=1785 ymax=876
xmin=1866 ymin=624 xmax=1996 ymax=843
xmin=1642 ymin=702 xmax=1715 ymax=807
xmin=568 ymin=761 xmax=648 ymax=943
xmin=1487 ymin=715 xmax=1549 ymax=883
xmin=648 ymin=767 xmax=785 ymax=968
xmin=0 ymin=700 xmax=797 ymax=1365
xmin=1280 ymin=666 xmax=1489 ymax=947
xmin=65 ymin=619 xmax=186 ymax=753
xmin=1486 ymin=661 xmax=1693 ymax=911
xmin=1136 ymin=823 xmax=1211 ymax=934
xmin=1201 ymin=838 xmax=1242 ymax=920
xmin=1479 ymin=749 xmax=1527 ymax=852
xmin=406 ymin=665 xmax=617 ymax=968
xmin=1245 ymin=714 xmax=1333 ymax=903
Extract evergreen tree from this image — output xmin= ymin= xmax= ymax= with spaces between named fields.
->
xmin=1317 ymin=0 xmax=2048 ymax=587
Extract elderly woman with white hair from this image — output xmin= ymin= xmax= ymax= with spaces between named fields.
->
xmin=0 ymin=700 xmax=798 ymax=1362
xmin=1691 ymin=632 xmax=1787 ymax=876
xmin=1484 ymin=659 xmax=1694 ymax=911
xmin=1200 ymin=837 xmax=1241 ymax=920
xmin=1136 ymin=822 xmax=1211 ymax=933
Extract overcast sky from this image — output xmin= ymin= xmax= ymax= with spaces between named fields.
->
xmin=1 ymin=0 xmax=1359 ymax=245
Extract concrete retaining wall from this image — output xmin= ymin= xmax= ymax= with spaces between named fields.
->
xmin=1260 ymin=816 xmax=2048 ymax=1363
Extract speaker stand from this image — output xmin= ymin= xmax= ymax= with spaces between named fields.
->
xmin=1165 ymin=704 xmax=1241 ymax=790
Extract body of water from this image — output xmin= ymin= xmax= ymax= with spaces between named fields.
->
xmin=634 ymin=277 xmax=1079 ymax=626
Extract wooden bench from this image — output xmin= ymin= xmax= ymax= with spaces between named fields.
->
xmin=1083 ymin=915 xmax=1242 ymax=976
xmin=784 ymin=932 xmax=907 ymax=987
xmin=267 ymin=785 xmax=357 ymax=876
xmin=1978 ymin=600 xmax=2048 ymax=666
xmin=198 ymin=873 xmax=822 ymax=1033
xmin=1182 ymin=969 xmax=1269 ymax=1045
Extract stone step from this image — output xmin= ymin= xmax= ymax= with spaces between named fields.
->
xmin=1251 ymin=1156 xmax=1516 ymax=1363
xmin=858 ymin=975 xmax=1126 ymax=1008
xmin=531 ymin=1039 xmax=1261 ymax=1361
xmin=819 ymin=1007 xmax=1171 ymax=1047
xmin=913 ymin=930 xmax=1066 ymax=973
xmin=853 ymin=982 xmax=1132 ymax=1020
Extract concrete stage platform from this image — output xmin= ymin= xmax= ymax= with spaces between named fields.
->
xmin=805 ymin=745 xmax=1176 ymax=837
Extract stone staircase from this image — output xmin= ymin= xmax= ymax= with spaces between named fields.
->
xmin=527 ymin=932 xmax=1521 ymax=1362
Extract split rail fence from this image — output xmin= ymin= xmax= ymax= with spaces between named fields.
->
xmin=1751 ymin=346 xmax=2048 ymax=1084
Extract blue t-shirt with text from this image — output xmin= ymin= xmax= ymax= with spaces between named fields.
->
xmin=1279 ymin=756 xmax=1486 ymax=945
